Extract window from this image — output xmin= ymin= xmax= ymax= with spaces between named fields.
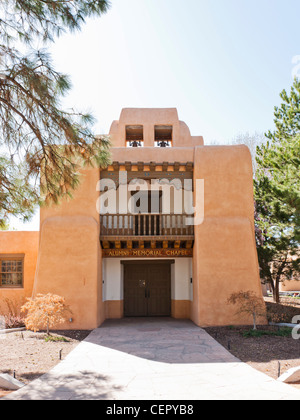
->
xmin=130 ymin=191 xmax=163 ymax=214
xmin=0 ymin=256 xmax=24 ymax=288
xmin=126 ymin=125 xmax=144 ymax=147
xmin=155 ymin=125 xmax=173 ymax=147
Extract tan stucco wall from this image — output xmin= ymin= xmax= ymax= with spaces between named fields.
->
xmin=171 ymin=300 xmax=191 ymax=319
xmin=0 ymin=231 xmax=39 ymax=314
xmin=105 ymin=300 xmax=124 ymax=319
xmin=191 ymin=146 xmax=266 ymax=326
xmin=110 ymin=147 xmax=195 ymax=164
xmin=280 ymin=280 xmax=300 ymax=292
xmin=109 ymin=108 xmax=204 ymax=148
xmin=34 ymin=168 xmax=104 ymax=330
xmin=40 ymin=168 xmax=100 ymax=224
xmin=33 ymin=216 xmax=102 ymax=330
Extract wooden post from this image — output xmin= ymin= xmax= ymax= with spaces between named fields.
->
xmin=138 ymin=214 xmax=141 ymax=236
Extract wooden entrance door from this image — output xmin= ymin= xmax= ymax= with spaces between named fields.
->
xmin=124 ymin=262 xmax=171 ymax=317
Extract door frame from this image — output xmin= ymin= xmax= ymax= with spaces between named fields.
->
xmin=121 ymin=260 xmax=175 ymax=266
xmin=122 ymin=260 xmax=174 ymax=317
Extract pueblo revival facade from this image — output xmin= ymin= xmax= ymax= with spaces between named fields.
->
xmin=0 ymin=109 xmax=265 ymax=329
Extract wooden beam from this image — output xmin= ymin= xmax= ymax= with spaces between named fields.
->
xmin=125 ymin=162 xmax=132 ymax=172
xmin=113 ymin=161 xmax=120 ymax=171
xmin=162 ymin=162 xmax=169 ymax=172
xmin=174 ymin=240 xmax=181 ymax=249
xmin=186 ymin=240 xmax=193 ymax=249
xmin=186 ymin=162 xmax=193 ymax=172
xmin=138 ymin=162 xmax=144 ymax=172
xmin=150 ymin=162 xmax=156 ymax=172
xmin=102 ymin=241 xmax=110 ymax=250
xmin=174 ymin=162 xmax=180 ymax=172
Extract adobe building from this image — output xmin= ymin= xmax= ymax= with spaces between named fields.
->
xmin=0 ymin=108 xmax=265 ymax=329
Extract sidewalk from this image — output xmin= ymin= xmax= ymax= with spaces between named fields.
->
xmin=3 ymin=319 xmax=300 ymax=400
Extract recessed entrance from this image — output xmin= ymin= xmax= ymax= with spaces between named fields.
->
xmin=123 ymin=261 xmax=172 ymax=317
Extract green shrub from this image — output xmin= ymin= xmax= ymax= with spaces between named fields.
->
xmin=242 ymin=327 xmax=293 ymax=338
xmin=44 ymin=335 xmax=69 ymax=343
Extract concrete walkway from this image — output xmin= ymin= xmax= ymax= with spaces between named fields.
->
xmin=3 ymin=319 xmax=300 ymax=400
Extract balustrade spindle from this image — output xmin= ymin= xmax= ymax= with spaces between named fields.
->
xmin=100 ymin=214 xmax=194 ymax=238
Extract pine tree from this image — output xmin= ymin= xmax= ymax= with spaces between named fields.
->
xmin=0 ymin=156 xmax=36 ymax=227
xmin=0 ymin=1 xmax=111 ymax=226
xmin=266 ymin=78 xmax=300 ymax=142
xmin=255 ymin=80 xmax=300 ymax=303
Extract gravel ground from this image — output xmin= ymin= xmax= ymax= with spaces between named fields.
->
xmin=206 ymin=296 xmax=299 ymax=382
xmin=205 ymin=324 xmax=300 ymax=381
xmin=1 ymin=297 xmax=299 ymax=398
xmin=0 ymin=329 xmax=90 ymax=396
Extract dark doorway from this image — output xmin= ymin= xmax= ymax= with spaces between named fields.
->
xmin=124 ymin=262 xmax=171 ymax=317
xmin=131 ymin=191 xmax=162 ymax=235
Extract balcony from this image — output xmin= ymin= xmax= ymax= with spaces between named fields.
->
xmin=101 ymin=213 xmax=194 ymax=237
xmin=100 ymin=214 xmax=194 ymax=254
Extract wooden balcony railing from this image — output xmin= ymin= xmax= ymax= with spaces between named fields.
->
xmin=100 ymin=214 xmax=194 ymax=237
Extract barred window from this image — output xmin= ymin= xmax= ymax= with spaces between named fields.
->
xmin=0 ymin=257 xmax=24 ymax=288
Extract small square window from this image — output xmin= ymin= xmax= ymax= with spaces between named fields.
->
xmin=155 ymin=126 xmax=173 ymax=147
xmin=0 ymin=257 xmax=24 ymax=288
xmin=126 ymin=126 xmax=144 ymax=147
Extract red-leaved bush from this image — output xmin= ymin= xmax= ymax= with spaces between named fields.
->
xmin=3 ymin=315 xmax=25 ymax=329
xmin=21 ymin=293 xmax=72 ymax=335
xmin=0 ymin=297 xmax=26 ymax=329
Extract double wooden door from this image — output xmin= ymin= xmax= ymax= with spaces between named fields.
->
xmin=124 ymin=263 xmax=171 ymax=317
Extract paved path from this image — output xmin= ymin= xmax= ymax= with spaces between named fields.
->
xmin=4 ymin=319 xmax=300 ymax=400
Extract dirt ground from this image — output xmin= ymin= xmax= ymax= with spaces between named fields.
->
xmin=205 ymin=325 xmax=300 ymax=380
xmin=0 ymin=329 xmax=90 ymax=397
xmin=206 ymin=297 xmax=300 ymax=382
xmin=0 ymin=297 xmax=299 ymax=398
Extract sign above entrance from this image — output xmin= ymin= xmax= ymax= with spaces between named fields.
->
xmin=102 ymin=248 xmax=193 ymax=258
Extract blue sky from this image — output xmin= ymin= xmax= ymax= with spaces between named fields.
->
xmin=10 ymin=0 xmax=300 ymax=230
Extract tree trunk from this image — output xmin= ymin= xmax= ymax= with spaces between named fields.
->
xmin=274 ymin=282 xmax=280 ymax=304
xmin=253 ymin=311 xmax=257 ymax=330
xmin=270 ymin=279 xmax=279 ymax=303
xmin=274 ymin=279 xmax=280 ymax=303
xmin=274 ymin=260 xmax=287 ymax=304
